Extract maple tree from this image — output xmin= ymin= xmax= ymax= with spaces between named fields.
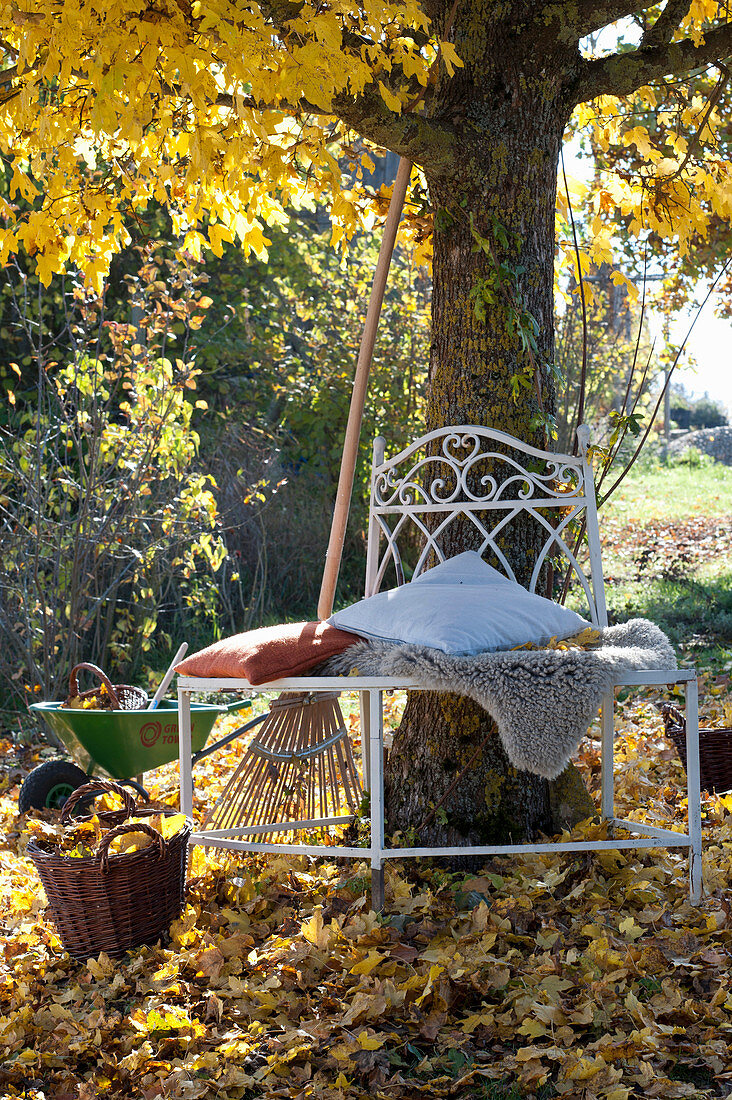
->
xmin=2 ymin=0 xmax=732 ymax=843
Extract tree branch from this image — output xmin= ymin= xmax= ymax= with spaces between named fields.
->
xmin=252 ymin=0 xmax=454 ymax=168
xmin=640 ymin=0 xmax=692 ymax=50
xmin=257 ymin=0 xmax=304 ymax=24
xmin=213 ymin=82 xmax=456 ymax=171
xmin=573 ymin=18 xmax=732 ymax=102
xmin=329 ymin=93 xmax=458 ymax=171
xmin=538 ymin=1 xmax=657 ymax=40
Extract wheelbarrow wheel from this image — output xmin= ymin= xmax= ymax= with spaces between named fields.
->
xmin=18 ymin=759 xmax=89 ymax=813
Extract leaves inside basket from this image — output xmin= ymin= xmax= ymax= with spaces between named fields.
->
xmin=65 ymin=682 xmax=113 ymax=710
xmin=23 ymin=810 xmax=188 ymax=859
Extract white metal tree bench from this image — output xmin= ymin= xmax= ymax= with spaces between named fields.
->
xmin=177 ymin=425 xmax=702 ymax=906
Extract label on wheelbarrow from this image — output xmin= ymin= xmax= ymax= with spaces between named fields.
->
xmin=139 ymin=720 xmax=162 ymax=747
xmin=139 ymin=720 xmax=181 ymax=748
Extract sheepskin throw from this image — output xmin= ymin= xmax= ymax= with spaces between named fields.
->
xmin=320 ymin=618 xmax=676 ymax=780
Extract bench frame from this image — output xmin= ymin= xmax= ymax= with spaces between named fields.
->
xmin=178 ymin=425 xmax=702 ymax=905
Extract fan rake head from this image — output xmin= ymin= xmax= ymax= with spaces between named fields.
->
xmin=203 ymin=692 xmax=362 ymax=839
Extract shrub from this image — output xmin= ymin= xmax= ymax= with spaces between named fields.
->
xmin=0 ymin=250 xmax=226 ymax=707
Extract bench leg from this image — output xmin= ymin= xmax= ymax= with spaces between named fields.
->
xmin=179 ymin=688 xmax=193 ymax=818
xmin=685 ymin=677 xmax=703 ymax=903
xmin=368 ymin=689 xmax=385 ymax=912
xmin=359 ymin=691 xmax=371 ymax=792
xmin=600 ymin=691 xmax=614 ymax=824
xmin=371 ymin=867 xmax=385 ymax=912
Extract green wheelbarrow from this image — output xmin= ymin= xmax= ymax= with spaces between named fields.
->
xmin=21 ymin=680 xmax=262 ymax=813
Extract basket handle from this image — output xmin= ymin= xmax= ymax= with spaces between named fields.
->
xmin=97 ymin=822 xmax=166 ymax=873
xmin=61 ymin=778 xmax=137 ymax=823
xmin=661 ymin=703 xmax=685 ymax=731
xmin=68 ymin=663 xmax=121 ymax=709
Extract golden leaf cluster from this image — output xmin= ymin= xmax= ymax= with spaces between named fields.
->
xmin=0 ymin=0 xmax=437 ymax=286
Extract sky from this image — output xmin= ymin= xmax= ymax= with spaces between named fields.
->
xmin=663 ymin=295 xmax=732 ymax=415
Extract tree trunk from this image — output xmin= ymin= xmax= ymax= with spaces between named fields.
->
xmin=384 ymin=8 xmax=591 ymax=845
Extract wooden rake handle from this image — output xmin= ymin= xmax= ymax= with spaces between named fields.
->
xmin=317 ymin=157 xmax=412 ymax=622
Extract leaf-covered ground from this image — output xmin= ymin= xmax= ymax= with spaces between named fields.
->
xmin=1 ymin=516 xmax=732 ymax=1100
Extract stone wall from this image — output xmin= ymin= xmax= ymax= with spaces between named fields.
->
xmin=668 ymin=426 xmax=732 ymax=465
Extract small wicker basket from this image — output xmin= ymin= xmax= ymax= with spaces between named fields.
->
xmin=662 ymin=703 xmax=732 ymax=794
xmin=27 ymin=779 xmax=191 ymax=960
xmin=64 ymin=662 xmax=148 ymax=711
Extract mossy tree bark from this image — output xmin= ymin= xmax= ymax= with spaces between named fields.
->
xmin=383 ymin=6 xmax=590 ymax=845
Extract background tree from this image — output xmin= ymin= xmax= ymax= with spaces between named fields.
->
xmin=2 ymin=1 xmax=732 ymax=843
xmin=195 ymin=213 xmax=430 ymax=627
xmin=0 ymin=212 xmax=429 ymax=712
xmin=670 ymin=385 xmax=729 ymax=429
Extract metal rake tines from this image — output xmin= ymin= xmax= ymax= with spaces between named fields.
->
xmin=203 ymin=692 xmax=362 ymax=838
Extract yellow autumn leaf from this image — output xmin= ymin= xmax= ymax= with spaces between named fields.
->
xmin=378 ymin=81 xmax=402 ymax=114
xmin=147 ymin=1006 xmax=192 ymax=1032
xmin=461 ymin=1009 xmax=495 ymax=1033
xmin=357 ymin=1030 xmax=384 ymax=1050
xmin=439 ymin=40 xmax=463 ymax=76
xmin=160 ymin=813 xmax=188 ymax=840
xmin=618 ymin=916 xmax=644 ymax=940
xmin=565 ymin=1055 xmax=606 ymax=1081
xmin=330 ymin=1041 xmax=359 ymax=1061
xmin=350 ymin=949 xmax=383 ymax=975
xmin=518 ymin=1018 xmax=548 ymax=1038
xmin=301 ymin=906 xmax=330 ymax=950
xmin=415 ymin=964 xmax=444 ymax=1005
xmin=108 ymin=829 xmax=154 ymax=856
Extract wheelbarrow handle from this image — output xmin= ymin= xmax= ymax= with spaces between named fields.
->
xmin=148 ymin=643 xmax=189 ymax=710
xmin=192 ymin=708 xmax=267 ymax=766
xmin=224 ymin=698 xmax=253 ymax=714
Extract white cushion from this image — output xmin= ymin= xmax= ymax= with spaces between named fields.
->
xmin=329 ymin=551 xmax=591 ymax=654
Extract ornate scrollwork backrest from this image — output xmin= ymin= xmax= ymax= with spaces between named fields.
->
xmin=365 ymin=424 xmax=608 ymax=627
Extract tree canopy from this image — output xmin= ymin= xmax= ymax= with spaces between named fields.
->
xmin=2 ymin=2 xmax=732 ymax=303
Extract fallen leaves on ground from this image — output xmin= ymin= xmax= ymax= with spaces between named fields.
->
xmin=1 ymin=681 xmax=732 ymax=1100
xmin=601 ymin=516 xmax=732 ymax=584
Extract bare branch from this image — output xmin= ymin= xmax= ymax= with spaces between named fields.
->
xmin=640 ymin=0 xmax=692 ymax=50
xmin=573 ymin=18 xmax=732 ymax=102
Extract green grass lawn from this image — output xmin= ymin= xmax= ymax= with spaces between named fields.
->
xmin=602 ymin=455 xmax=732 ymax=522
xmin=597 ymin=457 xmax=731 ymax=670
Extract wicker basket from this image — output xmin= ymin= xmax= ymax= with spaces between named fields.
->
xmin=662 ymin=703 xmax=732 ymax=794
xmin=64 ymin=662 xmax=148 ymax=711
xmin=27 ymin=779 xmax=191 ymax=960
